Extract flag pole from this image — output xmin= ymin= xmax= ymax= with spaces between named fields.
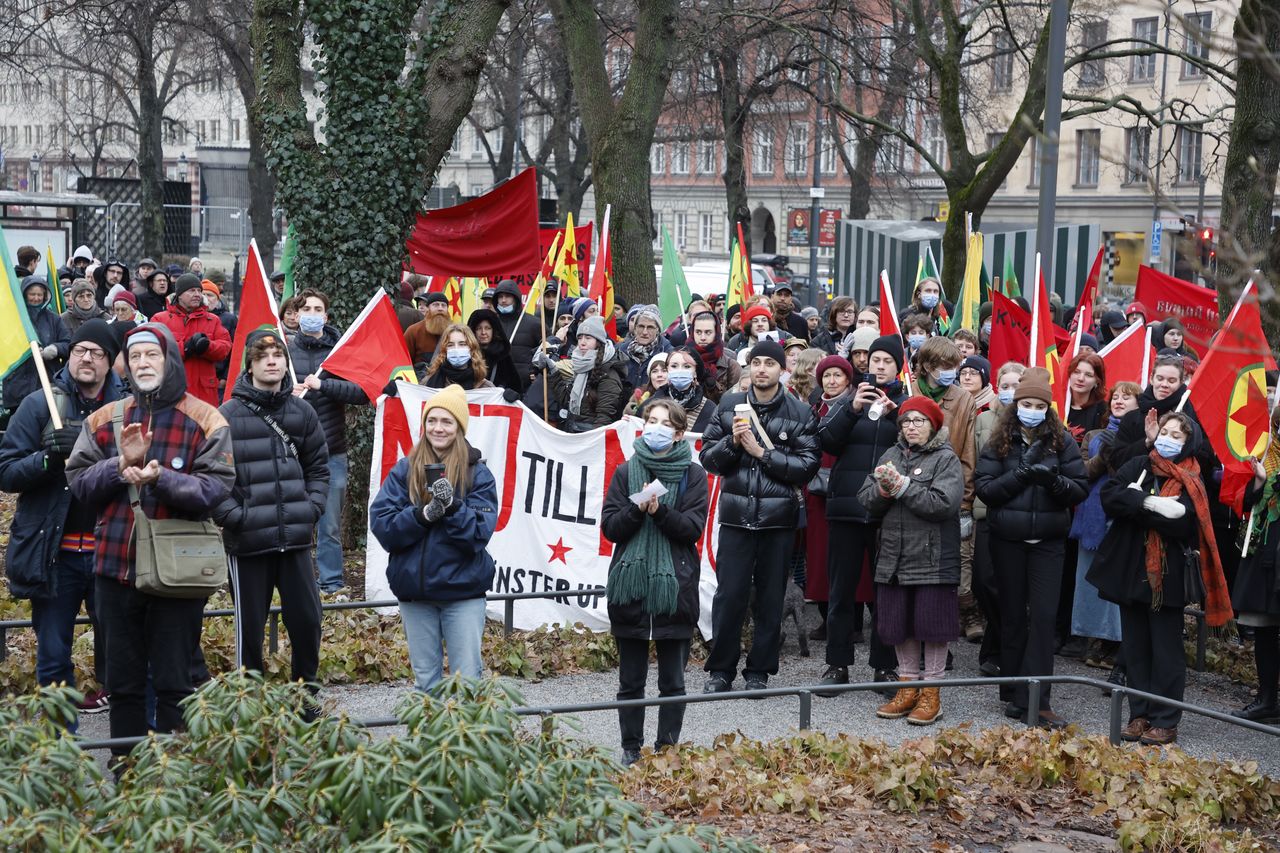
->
xmin=541 ymin=287 xmax=550 ymax=422
xmin=30 ymin=342 xmax=63 ymax=430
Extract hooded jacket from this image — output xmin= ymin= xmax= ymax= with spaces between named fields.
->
xmin=64 ymin=323 xmax=235 ymax=586
xmin=150 ymin=302 xmax=233 ymax=407
xmin=495 ymin=278 xmax=555 ymax=382
xmin=0 ymin=366 xmax=126 ymax=598
xmin=699 ymin=386 xmax=820 ymax=529
xmin=61 ymin=280 xmax=109 ymax=334
xmin=136 ymin=274 xmax=171 ymax=320
xmin=856 ymin=426 xmax=964 ymax=586
xmin=369 ymin=445 xmax=498 ymax=602
xmin=212 ymin=374 xmax=329 ymax=555
xmin=2 ymin=280 xmax=72 ymax=411
xmin=467 ymin=308 xmax=524 ymax=392
xmin=287 ymin=325 xmax=368 ymax=456
xmin=974 ymin=421 xmax=1088 ymax=542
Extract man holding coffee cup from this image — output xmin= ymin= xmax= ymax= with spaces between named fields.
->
xmin=699 ymin=339 xmax=820 ymax=694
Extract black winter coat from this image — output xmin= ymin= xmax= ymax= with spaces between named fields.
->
xmin=288 ymin=325 xmax=369 ymax=455
xmin=468 ymin=308 xmax=524 ymax=392
xmin=1232 ymin=478 xmax=1280 ymax=618
xmin=817 ymin=381 xmax=909 ymax=523
xmin=601 ymin=460 xmax=709 ymax=640
xmin=1089 ymin=454 xmax=1198 ymax=609
xmin=1108 ymin=384 xmax=1205 ymax=469
xmin=2 ymin=307 xmax=71 ymax=410
xmin=700 ymin=387 xmax=820 ymax=529
xmin=500 ymin=308 xmax=553 ymax=386
xmin=213 ymin=377 xmax=330 ymax=556
xmin=0 ymin=368 xmax=126 ymax=598
xmin=975 ymin=426 xmax=1088 ymax=541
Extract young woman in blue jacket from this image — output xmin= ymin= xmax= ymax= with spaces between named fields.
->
xmin=370 ymin=384 xmax=498 ymax=692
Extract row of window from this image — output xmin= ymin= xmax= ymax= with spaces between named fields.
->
xmin=650 ymin=129 xmax=844 ymax=178
xmin=652 ymin=210 xmax=730 ymax=253
xmin=1022 ymin=124 xmax=1202 ymax=188
xmin=163 ymin=119 xmax=243 ymax=145
xmin=0 ymin=118 xmax=245 ymax=149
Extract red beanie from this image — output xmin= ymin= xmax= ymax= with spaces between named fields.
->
xmin=742 ymin=304 xmax=773 ymax=328
xmin=897 ymin=396 xmax=944 ymax=432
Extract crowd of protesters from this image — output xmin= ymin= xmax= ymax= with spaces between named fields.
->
xmin=1 ymin=251 xmax=1276 ymax=774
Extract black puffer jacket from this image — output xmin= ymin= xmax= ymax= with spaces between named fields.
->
xmin=213 ymin=376 xmax=330 ymax=555
xmin=975 ymin=425 xmax=1088 ymax=541
xmin=288 ymin=325 xmax=369 ymax=455
xmin=601 ymin=459 xmax=709 ymax=640
xmin=817 ymin=380 xmax=909 ymax=523
xmin=700 ymin=387 xmax=820 ymax=529
xmin=1108 ymin=384 xmax=1204 ymax=469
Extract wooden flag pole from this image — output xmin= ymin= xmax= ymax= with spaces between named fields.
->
xmin=541 ymin=293 xmax=550 ymax=422
xmin=31 ymin=342 xmax=64 ymax=430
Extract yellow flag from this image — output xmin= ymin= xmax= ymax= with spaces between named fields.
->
xmin=957 ymin=232 xmax=984 ymax=332
xmin=0 ymin=224 xmax=39 ymax=379
xmin=554 ymin=213 xmax=581 ymax=298
xmin=525 ymin=233 xmax=563 ymax=316
xmin=443 ymin=276 xmax=462 ymax=322
xmin=460 ymin=277 xmax=488 ymax=320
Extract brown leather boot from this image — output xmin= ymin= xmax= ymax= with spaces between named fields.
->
xmin=907 ymin=687 xmax=942 ymax=725
xmin=875 ymin=679 xmax=920 ymax=719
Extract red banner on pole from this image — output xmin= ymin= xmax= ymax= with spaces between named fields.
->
xmin=1133 ymin=265 xmax=1220 ymax=355
xmin=405 ymin=168 xmax=541 ymax=277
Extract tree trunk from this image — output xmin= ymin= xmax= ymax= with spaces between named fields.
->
xmin=136 ymin=47 xmax=166 ymax=259
xmin=718 ymin=54 xmax=751 ymax=253
xmin=1219 ymin=0 xmax=1280 ymax=336
xmin=939 ymin=190 xmax=971 ymax=298
xmin=245 ymin=112 xmax=278 ymax=264
xmin=847 ymin=136 xmax=876 ymax=220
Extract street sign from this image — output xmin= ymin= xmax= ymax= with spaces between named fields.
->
xmin=1149 ymin=221 xmax=1162 ymax=263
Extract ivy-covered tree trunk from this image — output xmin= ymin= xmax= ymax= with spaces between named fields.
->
xmin=136 ymin=47 xmax=166 ymax=260
xmin=1220 ymin=0 xmax=1280 ymax=338
xmin=547 ymin=0 xmax=677 ymax=307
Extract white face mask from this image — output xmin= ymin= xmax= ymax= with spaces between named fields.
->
xmin=445 ymin=346 xmax=471 ymax=367
xmin=667 ymin=368 xmax=695 ymax=390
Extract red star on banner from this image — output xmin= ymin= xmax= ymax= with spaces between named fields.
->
xmin=547 ymin=537 xmax=572 ymax=564
xmin=1230 ymin=375 xmax=1269 ymax=452
xmin=447 ymin=288 xmax=461 ymax=317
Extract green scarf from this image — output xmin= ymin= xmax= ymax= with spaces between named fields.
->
xmin=918 ymin=377 xmax=947 ymax=403
xmin=607 ymin=438 xmax=692 ymax=616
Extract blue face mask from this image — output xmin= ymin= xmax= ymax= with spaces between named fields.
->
xmin=446 ymin=347 xmax=471 ymax=367
xmin=936 ymin=368 xmax=957 ymax=387
xmin=1153 ymin=436 xmax=1184 ymax=459
xmin=497 ymin=303 xmax=515 ymax=315
xmin=920 ymin=293 xmax=940 ymax=309
xmin=998 ymin=388 xmax=1015 ymax=406
xmin=907 ymin=333 xmax=926 ymax=350
xmin=298 ymin=313 xmax=325 ymax=333
xmin=667 ymin=368 xmax=695 ymax=391
xmin=641 ymin=422 xmax=674 ymax=452
xmin=982 ymin=322 xmax=992 ymax=336
xmin=1017 ymin=406 xmax=1046 ymax=428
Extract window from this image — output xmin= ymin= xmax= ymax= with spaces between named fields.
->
xmin=787 ymin=47 xmax=810 ymax=85
xmin=34 ymin=125 xmax=42 ymax=145
xmin=985 ymin=131 xmax=1003 ymax=152
xmin=1131 ymin=18 xmax=1158 ymax=81
xmin=671 ymin=130 xmax=690 ymax=175
xmin=610 ymin=47 xmax=629 ymax=87
xmin=1124 ymin=126 xmax=1150 ymax=183
xmin=877 ymin=26 xmax=895 ymax=80
xmin=195 ymin=120 xmax=206 ymax=143
xmin=674 ymin=212 xmax=687 ymax=248
xmin=232 ymin=119 xmax=241 ymax=142
xmin=671 ymin=68 xmax=688 ymax=95
xmin=210 ymin=119 xmax=220 ymax=142
xmin=472 ymin=127 xmax=485 ymax=154
xmin=1028 ymin=136 xmax=1041 ymax=187
xmin=469 ymin=183 xmax=484 ymax=196
xmin=785 ymin=125 xmax=808 ymax=175
xmin=820 ymin=132 xmax=838 ymax=175
xmin=874 ymin=135 xmax=902 ymax=175
xmin=752 ymin=126 xmax=774 ymax=174
xmin=450 ymin=128 xmax=461 ymax=152
xmin=1079 ymin=21 xmax=1108 ymax=86
xmin=696 ymin=55 xmax=716 ymax=92
xmin=923 ymin=116 xmax=945 ymax=168
xmin=698 ymin=139 xmax=717 ymax=175
xmin=1177 ymin=124 xmax=1203 ymax=182
xmin=699 ymin=213 xmax=716 ymax=252
xmin=652 ymin=210 xmax=663 ymax=249
xmin=993 ymin=31 xmax=1014 ymax=91
xmin=1076 ymin=129 xmax=1100 ymax=186
xmin=1182 ymin=12 xmax=1210 ymax=78
xmin=650 ymin=141 xmax=666 ymax=175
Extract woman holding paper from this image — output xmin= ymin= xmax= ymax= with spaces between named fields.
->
xmin=601 ymin=398 xmax=709 ymax=767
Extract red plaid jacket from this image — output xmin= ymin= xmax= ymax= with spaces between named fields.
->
xmin=66 ymin=396 xmax=234 ymax=585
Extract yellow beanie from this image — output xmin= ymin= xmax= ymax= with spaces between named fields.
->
xmin=423 ymin=383 xmax=469 ymax=433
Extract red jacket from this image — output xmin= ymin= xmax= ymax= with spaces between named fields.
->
xmin=151 ymin=306 xmax=232 ymax=406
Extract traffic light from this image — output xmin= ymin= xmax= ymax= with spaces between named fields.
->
xmin=1199 ymin=226 xmax=1215 ymax=268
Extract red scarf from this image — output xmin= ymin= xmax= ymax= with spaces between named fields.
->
xmin=1146 ymin=452 xmax=1232 ymax=626
xmin=696 ymin=342 xmax=722 ymax=381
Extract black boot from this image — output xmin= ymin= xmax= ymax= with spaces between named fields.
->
xmin=1233 ymin=693 xmax=1280 ymax=723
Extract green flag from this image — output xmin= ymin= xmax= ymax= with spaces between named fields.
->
xmin=280 ymin=223 xmax=298 ymax=301
xmin=1002 ymin=254 xmax=1021 ymax=298
xmin=658 ymin=226 xmax=691 ymax=327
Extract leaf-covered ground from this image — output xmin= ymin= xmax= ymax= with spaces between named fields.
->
xmin=623 ymin=728 xmax=1280 ymax=852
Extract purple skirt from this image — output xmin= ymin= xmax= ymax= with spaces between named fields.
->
xmin=875 ymin=583 xmax=960 ymax=645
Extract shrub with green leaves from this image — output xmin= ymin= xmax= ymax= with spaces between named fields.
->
xmin=0 ymin=673 xmax=760 ymax=851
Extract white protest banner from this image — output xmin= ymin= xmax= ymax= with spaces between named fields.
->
xmin=365 ymin=384 xmax=723 ymax=636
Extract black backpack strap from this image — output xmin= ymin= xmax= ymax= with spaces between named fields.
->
xmin=241 ymin=399 xmax=299 ymax=459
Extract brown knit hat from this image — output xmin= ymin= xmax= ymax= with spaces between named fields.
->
xmin=1014 ymin=366 xmax=1053 ymax=404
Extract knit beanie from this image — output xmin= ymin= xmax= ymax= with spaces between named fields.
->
xmin=960 ymin=355 xmax=991 ymax=387
xmin=173 ymin=273 xmax=204 ymax=298
xmin=742 ymin=304 xmax=773 ymax=328
xmin=800 ymin=306 xmax=819 ymax=321
xmin=978 ymin=301 xmax=993 ymax=325
xmin=424 ymin=383 xmax=470 ymax=433
xmin=868 ymin=334 xmax=905 ymax=372
xmin=69 ymin=278 xmax=96 ymax=300
xmin=71 ymin=318 xmax=120 ymax=364
xmin=1014 ymin=366 xmax=1053 ymax=404
xmin=849 ymin=326 xmax=878 ymax=353
xmin=749 ymin=339 xmax=786 ymax=367
xmin=898 ymin=396 xmax=944 ymax=432
xmin=578 ymin=315 xmax=610 ymax=346
xmin=816 ymin=354 xmax=853 ymax=383
xmin=111 ymin=289 xmax=138 ymax=309
xmin=202 ymin=279 xmax=220 ymax=297
xmin=572 ymin=298 xmax=598 ymax=322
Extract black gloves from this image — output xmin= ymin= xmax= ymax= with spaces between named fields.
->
xmin=1025 ymin=463 xmax=1056 ymax=486
xmin=1022 ymin=440 xmax=1047 ymax=466
xmin=43 ymin=423 xmax=82 ymax=459
xmin=501 ymin=387 xmax=521 ymax=403
xmin=184 ymin=333 xmax=210 ymax=357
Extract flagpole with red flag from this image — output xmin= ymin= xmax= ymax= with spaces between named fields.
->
xmin=223 ymin=238 xmax=296 ymax=402
xmin=878 ymin=269 xmax=915 ymax=394
xmin=318 ymin=291 xmax=417 ymax=402
xmin=587 ymin=205 xmax=616 ymax=339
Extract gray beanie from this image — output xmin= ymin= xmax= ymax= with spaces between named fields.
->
xmin=577 ymin=315 xmax=610 ymax=345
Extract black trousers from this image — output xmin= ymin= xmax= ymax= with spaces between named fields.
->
xmin=1254 ymin=627 xmax=1280 ymax=700
xmin=229 ymin=549 xmax=323 ymax=685
xmin=1120 ymin=604 xmax=1186 ymax=729
xmin=616 ymin=636 xmax=691 ymax=750
xmin=1057 ymin=538 xmax=1079 ymax=640
xmin=991 ymin=537 xmax=1063 ymax=708
xmin=826 ymin=520 xmax=895 ymax=671
xmin=706 ymin=527 xmax=792 ymax=680
xmin=973 ymin=520 xmax=1002 ymax=666
xmin=95 ymin=577 xmax=205 ymax=755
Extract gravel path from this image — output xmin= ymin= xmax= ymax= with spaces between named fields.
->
xmin=74 ymin=608 xmax=1280 ymax=776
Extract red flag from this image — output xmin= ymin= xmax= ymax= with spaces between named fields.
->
xmin=1134 ymin=265 xmax=1220 ymax=355
xmin=405 ymin=168 xmax=541 ymax=277
xmin=1188 ymin=281 xmax=1278 ymax=513
xmin=1069 ymin=246 xmax=1103 ymax=352
xmin=320 ymin=291 xmax=417 ymax=402
xmin=223 ymin=239 xmax=289 ymax=403
xmin=587 ymin=206 xmax=617 ymax=339
xmin=988 ymin=290 xmax=1031 ymax=369
xmin=878 ymin=270 xmax=914 ymax=393
xmin=1096 ymin=320 xmax=1153 ymax=388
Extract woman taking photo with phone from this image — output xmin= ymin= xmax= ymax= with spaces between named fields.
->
xmin=602 ymin=399 xmax=708 ymax=766
xmin=370 ymin=384 xmax=498 ymax=693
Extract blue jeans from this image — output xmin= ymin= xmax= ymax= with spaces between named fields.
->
xmin=399 ymin=598 xmax=486 ymax=692
xmin=30 ymin=551 xmax=97 ymax=688
xmin=317 ymin=452 xmax=348 ymax=591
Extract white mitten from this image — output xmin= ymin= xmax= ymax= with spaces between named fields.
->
xmin=1142 ymin=495 xmax=1186 ymax=519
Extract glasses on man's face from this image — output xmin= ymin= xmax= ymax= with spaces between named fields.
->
xmin=838 ymin=308 xmax=856 ymax=315
xmin=899 ymin=417 xmax=930 ymax=427
xmin=70 ymin=345 xmax=107 ymax=361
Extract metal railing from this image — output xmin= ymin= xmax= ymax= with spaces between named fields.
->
xmin=69 ymin=673 xmax=1280 ymax=754
xmin=0 ymin=588 xmax=605 ymax=662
